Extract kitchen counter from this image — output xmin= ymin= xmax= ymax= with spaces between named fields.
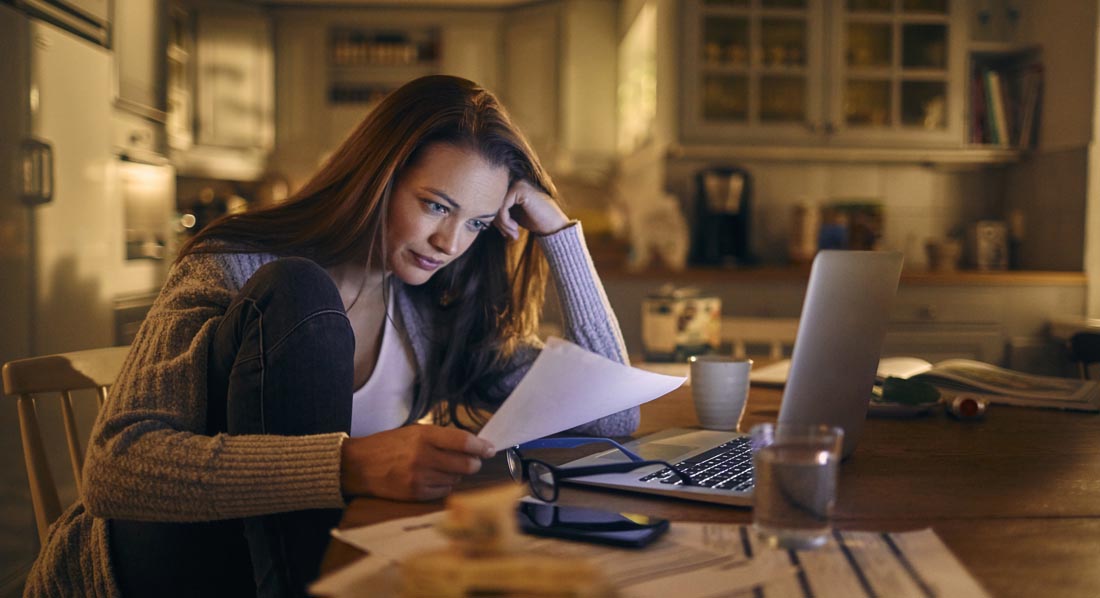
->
xmin=562 ymin=261 xmax=1087 ymax=370
xmin=594 ymin=264 xmax=1086 ymax=287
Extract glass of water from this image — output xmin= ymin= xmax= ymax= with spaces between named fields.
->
xmin=749 ymin=423 xmax=844 ymax=550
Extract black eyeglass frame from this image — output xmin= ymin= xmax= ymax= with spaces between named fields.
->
xmin=506 ymin=446 xmax=695 ymax=502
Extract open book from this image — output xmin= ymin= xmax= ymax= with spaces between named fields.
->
xmin=752 ymin=357 xmax=1100 ymax=412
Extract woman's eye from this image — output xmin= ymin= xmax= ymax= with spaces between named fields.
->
xmin=424 ymin=200 xmax=449 ymax=215
xmin=467 ymin=220 xmax=491 ymax=233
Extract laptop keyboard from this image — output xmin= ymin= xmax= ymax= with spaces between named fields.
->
xmin=638 ymin=436 xmax=755 ymax=492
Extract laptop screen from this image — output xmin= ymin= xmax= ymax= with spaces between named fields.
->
xmin=778 ymin=250 xmax=903 ymax=457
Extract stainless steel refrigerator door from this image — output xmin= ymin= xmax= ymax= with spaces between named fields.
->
xmin=29 ymin=17 xmax=117 ymax=356
xmin=0 ymin=4 xmax=46 ymax=585
xmin=0 ymin=3 xmax=33 ymax=367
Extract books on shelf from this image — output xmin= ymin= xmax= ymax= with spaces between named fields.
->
xmin=753 ymin=356 xmax=1100 ymax=412
xmin=1016 ymin=63 xmax=1043 ymax=148
xmin=969 ymin=59 xmax=1043 ymax=149
xmin=984 ymin=70 xmax=1009 ymax=145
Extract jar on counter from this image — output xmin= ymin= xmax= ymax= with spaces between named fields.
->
xmin=642 ymin=285 xmax=721 ymax=362
xmin=788 ymin=201 xmax=820 ymax=264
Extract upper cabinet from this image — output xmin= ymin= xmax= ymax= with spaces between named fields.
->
xmin=193 ymin=8 xmax=274 ymax=151
xmin=830 ymin=0 xmax=966 ymax=146
xmin=114 ymin=0 xmax=169 ymax=122
xmin=268 ymin=1 xmax=615 ymax=188
xmin=326 ymin=27 xmax=440 ymax=106
xmin=270 ymin=7 xmax=505 ymax=188
xmin=683 ymin=0 xmax=826 ymax=144
xmin=167 ymin=1 xmax=274 ymax=180
xmin=502 ymin=0 xmax=618 ymax=174
xmin=503 ymin=2 xmax=561 ymax=165
xmin=681 ymin=0 xmax=967 ymax=148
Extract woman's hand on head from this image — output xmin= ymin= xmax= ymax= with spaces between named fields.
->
xmin=340 ymin=425 xmax=496 ymax=501
xmin=494 ymin=179 xmax=570 ymax=240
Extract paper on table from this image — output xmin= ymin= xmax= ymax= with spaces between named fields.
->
xmin=315 ymin=515 xmax=991 ymax=598
xmin=331 ymin=512 xmax=447 ymax=563
xmin=319 ymin=512 xmax=785 ymax=598
xmin=670 ymin=523 xmax=990 ymax=598
xmin=751 ymin=356 xmax=940 ymax=387
xmin=477 ymin=337 xmax=686 ymax=450
xmin=308 ymin=555 xmax=392 ymax=597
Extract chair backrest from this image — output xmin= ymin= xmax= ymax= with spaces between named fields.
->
xmin=1069 ymin=331 xmax=1100 ymax=379
xmin=2 ymin=346 xmax=130 ymax=543
xmin=721 ymin=317 xmax=799 ymax=360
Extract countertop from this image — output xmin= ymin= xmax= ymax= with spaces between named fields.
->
xmin=594 ymin=264 xmax=1086 ymax=287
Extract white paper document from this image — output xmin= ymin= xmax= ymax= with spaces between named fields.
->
xmin=476 ymin=337 xmax=686 ymax=450
xmin=313 ymin=515 xmax=990 ymax=598
xmin=751 ymin=356 xmax=943 ymax=387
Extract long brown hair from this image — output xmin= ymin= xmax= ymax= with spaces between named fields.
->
xmin=179 ymin=75 xmax=557 ymax=428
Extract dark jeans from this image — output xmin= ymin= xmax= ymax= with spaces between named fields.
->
xmin=110 ymin=257 xmax=354 ymax=598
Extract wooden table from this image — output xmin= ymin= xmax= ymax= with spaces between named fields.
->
xmin=324 ymin=386 xmax=1100 ymax=597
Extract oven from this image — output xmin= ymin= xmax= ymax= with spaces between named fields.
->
xmin=111 ymin=107 xmax=175 ymax=345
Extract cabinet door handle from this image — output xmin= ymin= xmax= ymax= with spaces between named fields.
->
xmin=823 ymin=122 xmax=836 ymax=135
xmin=917 ymin=305 xmax=938 ymax=320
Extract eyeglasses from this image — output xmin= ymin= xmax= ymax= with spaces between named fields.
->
xmin=506 ymin=437 xmax=695 ymax=502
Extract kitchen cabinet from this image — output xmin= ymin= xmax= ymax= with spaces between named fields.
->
xmin=270 ymin=6 xmax=504 ymax=187
xmin=268 ymin=0 xmax=615 ymax=185
xmin=502 ymin=0 xmax=617 ymax=174
xmin=325 ymin=27 xmax=439 ymax=107
xmin=167 ymin=1 xmax=273 ymax=180
xmin=322 ymin=25 xmax=442 ymax=152
xmin=193 ymin=7 xmax=273 ymax=151
xmin=681 ymin=0 xmax=967 ymax=148
xmin=884 ymin=286 xmax=1005 ymax=362
xmin=502 ymin=2 xmax=560 ymax=166
xmin=682 ymin=0 xmax=825 ymax=145
xmin=114 ymin=0 xmax=168 ymax=122
xmin=166 ymin=1 xmax=193 ymax=150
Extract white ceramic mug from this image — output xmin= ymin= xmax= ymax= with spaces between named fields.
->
xmin=689 ymin=355 xmax=753 ymax=431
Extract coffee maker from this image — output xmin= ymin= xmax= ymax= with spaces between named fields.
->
xmin=691 ymin=166 xmax=753 ymax=266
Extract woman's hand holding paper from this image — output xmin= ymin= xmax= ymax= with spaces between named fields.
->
xmin=341 ymin=425 xmax=496 ymax=501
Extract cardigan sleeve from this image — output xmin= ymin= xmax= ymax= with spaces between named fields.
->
xmin=81 ymin=252 xmax=347 ymax=522
xmin=487 ymin=222 xmax=640 ymax=437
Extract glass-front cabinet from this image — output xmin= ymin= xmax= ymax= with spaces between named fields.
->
xmin=830 ymin=0 xmax=964 ymax=144
xmin=683 ymin=0 xmax=966 ymax=147
xmin=684 ymin=0 xmax=826 ymax=143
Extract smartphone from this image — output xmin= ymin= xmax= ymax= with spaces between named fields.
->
xmin=517 ymin=502 xmax=670 ymax=548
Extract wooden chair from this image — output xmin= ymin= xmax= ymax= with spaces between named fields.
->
xmin=2 ymin=346 xmax=130 ymax=543
xmin=1069 ymin=331 xmax=1100 ymax=379
xmin=720 ymin=317 xmax=799 ymax=360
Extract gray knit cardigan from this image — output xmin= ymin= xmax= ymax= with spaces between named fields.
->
xmin=22 ymin=223 xmax=636 ymax=597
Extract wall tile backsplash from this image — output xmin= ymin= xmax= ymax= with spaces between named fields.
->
xmin=667 ymin=158 xmax=1027 ymax=270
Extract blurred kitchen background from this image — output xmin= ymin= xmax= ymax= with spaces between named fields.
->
xmin=3 ymin=0 xmax=1100 ymax=590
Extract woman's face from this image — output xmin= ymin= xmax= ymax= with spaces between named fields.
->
xmin=385 ymin=143 xmax=510 ymax=286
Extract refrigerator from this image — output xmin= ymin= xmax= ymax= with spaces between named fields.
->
xmin=0 ymin=2 xmax=172 ymax=366
xmin=0 ymin=2 xmax=173 ymax=588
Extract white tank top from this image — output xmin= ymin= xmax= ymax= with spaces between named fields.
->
xmin=349 ymin=293 xmax=416 ymax=437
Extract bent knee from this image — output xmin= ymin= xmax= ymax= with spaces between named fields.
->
xmin=253 ymin=257 xmax=331 ymax=288
xmin=245 ymin=257 xmax=344 ymax=316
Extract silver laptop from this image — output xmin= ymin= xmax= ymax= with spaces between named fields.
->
xmin=559 ymin=250 xmax=903 ymax=506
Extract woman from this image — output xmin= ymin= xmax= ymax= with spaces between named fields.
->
xmin=25 ymin=75 xmax=635 ymax=597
